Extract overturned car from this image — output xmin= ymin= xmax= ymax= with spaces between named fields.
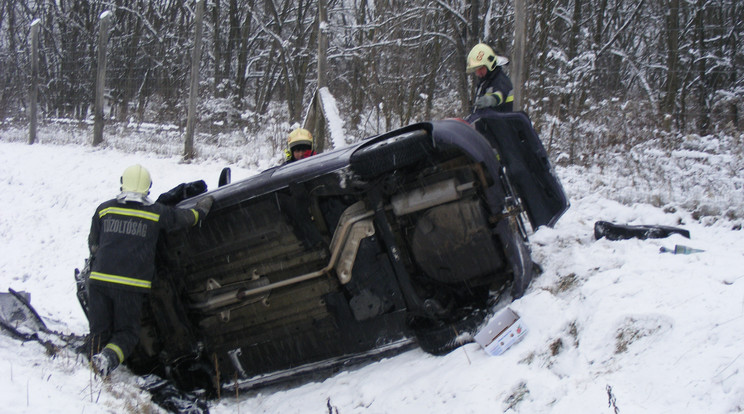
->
xmin=87 ymin=110 xmax=568 ymax=394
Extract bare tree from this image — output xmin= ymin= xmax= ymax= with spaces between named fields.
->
xmin=0 ymin=0 xmax=740 ymax=139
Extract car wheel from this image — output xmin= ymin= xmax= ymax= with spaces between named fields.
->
xmin=412 ymin=307 xmax=487 ymax=356
xmin=350 ymin=129 xmax=432 ymax=179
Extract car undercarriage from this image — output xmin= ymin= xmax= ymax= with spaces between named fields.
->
xmin=84 ymin=111 xmax=568 ymax=395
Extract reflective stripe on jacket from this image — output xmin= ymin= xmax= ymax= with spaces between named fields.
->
xmin=473 ymin=66 xmax=514 ymax=112
xmin=90 ymin=271 xmax=152 ymax=289
xmin=88 ymin=198 xmax=198 ymax=292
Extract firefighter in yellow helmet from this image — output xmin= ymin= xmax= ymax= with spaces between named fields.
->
xmin=466 ymin=43 xmax=514 ymax=113
xmin=284 ymin=128 xmax=317 ymax=163
xmin=86 ymin=164 xmax=214 ymax=377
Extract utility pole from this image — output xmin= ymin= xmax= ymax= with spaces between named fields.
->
xmin=29 ymin=19 xmax=40 ymax=145
xmin=513 ymin=0 xmax=527 ymax=111
xmin=317 ymin=0 xmax=327 ymax=91
xmin=184 ymin=0 xmax=205 ymax=160
xmin=313 ymin=0 xmax=329 ymax=153
xmin=93 ymin=11 xmax=112 ymax=146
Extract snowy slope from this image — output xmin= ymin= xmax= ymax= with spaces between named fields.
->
xmin=0 ymin=138 xmax=743 ymax=414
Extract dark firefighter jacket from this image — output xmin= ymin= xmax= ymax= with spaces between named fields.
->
xmin=88 ymin=199 xmax=200 ymax=292
xmin=474 ymin=66 xmax=514 ymax=112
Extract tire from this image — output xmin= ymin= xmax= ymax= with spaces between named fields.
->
xmin=412 ymin=307 xmax=488 ymax=356
xmin=350 ymin=129 xmax=432 ymax=179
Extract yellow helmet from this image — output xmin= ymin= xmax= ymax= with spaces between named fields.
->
xmin=120 ymin=164 xmax=152 ymax=194
xmin=466 ymin=43 xmax=509 ymax=73
xmin=288 ymin=128 xmax=313 ymax=150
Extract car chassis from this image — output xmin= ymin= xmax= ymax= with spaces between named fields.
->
xmin=81 ymin=110 xmax=568 ymax=395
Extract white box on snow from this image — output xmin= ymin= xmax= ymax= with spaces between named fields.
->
xmin=474 ymin=307 xmax=527 ymax=356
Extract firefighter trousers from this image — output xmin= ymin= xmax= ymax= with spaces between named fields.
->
xmin=87 ymin=283 xmax=146 ymax=363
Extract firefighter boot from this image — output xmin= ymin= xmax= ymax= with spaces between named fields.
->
xmin=92 ymin=347 xmax=119 ymax=377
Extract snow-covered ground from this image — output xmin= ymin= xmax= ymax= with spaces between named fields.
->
xmin=0 ymin=130 xmax=743 ymax=413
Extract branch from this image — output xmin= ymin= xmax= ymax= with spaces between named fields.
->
xmin=596 ymin=0 xmax=646 ymax=58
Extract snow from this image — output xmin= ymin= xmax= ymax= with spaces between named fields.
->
xmin=319 ymin=87 xmax=348 ymax=149
xmin=1 ymin=132 xmax=743 ymax=413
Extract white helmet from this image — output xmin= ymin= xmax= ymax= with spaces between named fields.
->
xmin=466 ymin=43 xmax=509 ymax=73
xmin=120 ymin=164 xmax=152 ymax=194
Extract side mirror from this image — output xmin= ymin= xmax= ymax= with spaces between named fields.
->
xmin=218 ymin=167 xmax=231 ymax=187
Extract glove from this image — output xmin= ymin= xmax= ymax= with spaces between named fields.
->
xmin=184 ymin=180 xmax=208 ymax=198
xmin=474 ymin=94 xmax=498 ymax=109
xmin=156 ymin=180 xmax=207 ymax=205
xmin=195 ymin=196 xmax=214 ymax=218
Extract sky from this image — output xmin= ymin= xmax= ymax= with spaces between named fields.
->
xmin=0 ymin=133 xmax=743 ymax=413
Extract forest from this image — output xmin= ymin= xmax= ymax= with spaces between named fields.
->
xmin=0 ymin=0 xmax=741 ymax=161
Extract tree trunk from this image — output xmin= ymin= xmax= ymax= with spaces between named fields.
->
xmin=469 ymin=0 xmax=480 ymax=40
xmin=423 ymin=39 xmax=441 ymax=120
xmin=119 ymin=15 xmax=144 ymax=122
xmin=235 ymin=4 xmax=253 ymax=105
xmin=225 ymin=0 xmax=240 ymax=93
xmin=661 ymin=0 xmax=680 ymax=126
xmin=694 ymin=0 xmax=709 ymax=135
xmin=349 ymin=0 xmax=368 ymax=129
xmin=212 ymin=0 xmax=223 ymax=93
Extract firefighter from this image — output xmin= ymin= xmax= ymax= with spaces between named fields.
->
xmin=466 ymin=43 xmax=514 ymax=112
xmin=87 ymin=164 xmax=214 ymax=377
xmin=283 ymin=128 xmax=317 ymax=163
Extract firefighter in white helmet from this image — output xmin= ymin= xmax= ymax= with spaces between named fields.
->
xmin=466 ymin=43 xmax=514 ymax=113
xmin=86 ymin=164 xmax=214 ymax=377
